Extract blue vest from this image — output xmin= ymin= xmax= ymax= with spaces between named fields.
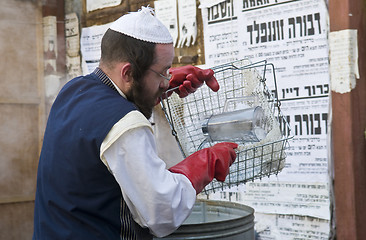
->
xmin=33 ymin=73 xmax=153 ymax=239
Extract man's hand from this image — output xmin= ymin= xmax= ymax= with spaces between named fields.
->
xmin=169 ymin=142 xmax=238 ymax=194
xmin=168 ymin=65 xmax=219 ymax=98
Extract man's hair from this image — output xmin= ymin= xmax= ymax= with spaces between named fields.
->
xmin=100 ymin=29 xmax=156 ymax=82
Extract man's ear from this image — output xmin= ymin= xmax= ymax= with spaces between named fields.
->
xmin=120 ymin=62 xmax=133 ymax=83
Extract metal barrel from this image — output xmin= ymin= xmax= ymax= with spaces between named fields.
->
xmin=155 ymin=199 xmax=255 ymax=240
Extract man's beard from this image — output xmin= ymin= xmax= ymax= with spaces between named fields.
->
xmin=125 ymin=80 xmax=160 ymax=119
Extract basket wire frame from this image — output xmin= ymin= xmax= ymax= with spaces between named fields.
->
xmin=160 ymin=59 xmax=292 ymax=194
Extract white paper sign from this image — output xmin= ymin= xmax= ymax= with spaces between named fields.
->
xmin=200 ymin=0 xmax=331 ymax=231
xmin=66 ymin=55 xmax=82 ymax=79
xmin=244 ymin=181 xmax=330 ymax=219
xmin=329 ymin=29 xmax=359 ymax=93
xmin=200 ymin=0 xmax=241 ymax=66
xmin=254 ymin=212 xmax=330 ymax=239
xmin=154 ymin=0 xmax=179 ymax=46
xmin=43 ymin=16 xmax=57 ymax=74
xmin=207 ymin=179 xmax=330 ymax=220
xmin=65 ymin=13 xmax=80 ymax=57
xmin=177 ymin=0 xmax=197 ymax=48
xmin=237 ymin=0 xmax=330 ymax=182
xmin=80 ymin=23 xmax=110 ymax=73
xmin=86 ymin=0 xmax=122 ymax=12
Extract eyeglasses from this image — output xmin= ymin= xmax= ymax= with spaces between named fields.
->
xmin=149 ymin=68 xmax=172 ymax=81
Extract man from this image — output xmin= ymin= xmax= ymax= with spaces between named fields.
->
xmin=33 ymin=6 xmax=238 ymax=239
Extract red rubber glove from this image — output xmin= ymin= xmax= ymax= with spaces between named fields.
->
xmin=169 ymin=142 xmax=238 ymax=194
xmin=168 ymin=65 xmax=220 ymax=98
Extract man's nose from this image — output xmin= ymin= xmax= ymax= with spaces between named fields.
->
xmin=160 ymin=78 xmax=170 ymax=91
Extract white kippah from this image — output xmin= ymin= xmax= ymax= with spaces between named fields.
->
xmin=109 ymin=6 xmax=173 ymax=44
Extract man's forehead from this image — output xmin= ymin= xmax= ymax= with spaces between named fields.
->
xmin=152 ymin=43 xmax=175 ymax=69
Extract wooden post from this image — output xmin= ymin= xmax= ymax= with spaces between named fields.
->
xmin=328 ymin=0 xmax=366 ymax=239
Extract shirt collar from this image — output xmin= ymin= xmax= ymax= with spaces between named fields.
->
xmin=93 ymin=67 xmax=127 ymax=99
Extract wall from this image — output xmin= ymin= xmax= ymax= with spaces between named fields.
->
xmin=69 ymin=0 xmax=334 ymax=239
xmin=0 ymin=1 xmax=45 ymax=239
xmin=3 ymin=0 xmax=363 ymax=239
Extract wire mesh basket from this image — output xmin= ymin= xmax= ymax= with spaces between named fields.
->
xmin=160 ymin=59 xmax=292 ymax=194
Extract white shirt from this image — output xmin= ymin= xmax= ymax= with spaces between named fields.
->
xmin=99 ymin=80 xmax=196 ymax=237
